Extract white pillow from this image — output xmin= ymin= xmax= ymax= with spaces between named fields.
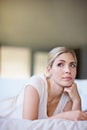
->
xmin=75 ymin=79 xmax=87 ymax=111
xmin=0 ymin=78 xmax=27 ymax=100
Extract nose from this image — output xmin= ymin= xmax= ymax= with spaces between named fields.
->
xmin=64 ymin=65 xmax=71 ymax=73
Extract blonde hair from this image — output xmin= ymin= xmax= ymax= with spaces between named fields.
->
xmin=47 ymin=46 xmax=77 ymax=67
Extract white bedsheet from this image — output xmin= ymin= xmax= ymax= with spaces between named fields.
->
xmin=0 ymin=118 xmax=87 ymax=130
xmin=0 ymin=79 xmax=87 ymax=130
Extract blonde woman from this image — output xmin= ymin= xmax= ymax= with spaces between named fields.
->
xmin=23 ymin=46 xmax=87 ymax=121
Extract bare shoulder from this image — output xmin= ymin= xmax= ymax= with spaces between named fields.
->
xmin=23 ymin=85 xmax=40 ymax=120
xmin=24 ymin=85 xmax=39 ymax=98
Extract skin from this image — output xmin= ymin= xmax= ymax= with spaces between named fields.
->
xmin=23 ymin=52 xmax=87 ymax=121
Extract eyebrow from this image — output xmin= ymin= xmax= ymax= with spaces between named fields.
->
xmin=58 ymin=60 xmax=77 ymax=64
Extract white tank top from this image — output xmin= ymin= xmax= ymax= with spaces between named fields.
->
xmin=26 ymin=74 xmax=70 ymax=119
xmin=0 ymin=74 xmax=70 ymax=119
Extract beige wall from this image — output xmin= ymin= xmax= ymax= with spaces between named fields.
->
xmin=0 ymin=46 xmax=31 ymax=78
xmin=0 ymin=0 xmax=87 ymax=49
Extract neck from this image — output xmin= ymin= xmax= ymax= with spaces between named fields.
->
xmin=47 ymin=78 xmax=64 ymax=101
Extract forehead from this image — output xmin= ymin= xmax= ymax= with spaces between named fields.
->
xmin=55 ymin=52 xmax=76 ymax=62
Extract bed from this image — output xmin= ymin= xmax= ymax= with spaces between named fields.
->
xmin=0 ymin=117 xmax=87 ymax=130
xmin=0 ymin=78 xmax=87 ymax=130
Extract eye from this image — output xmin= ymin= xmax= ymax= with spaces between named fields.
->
xmin=57 ymin=63 xmax=63 ymax=67
xmin=70 ymin=63 xmax=77 ymax=68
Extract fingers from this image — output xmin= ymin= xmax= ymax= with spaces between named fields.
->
xmin=64 ymin=82 xmax=80 ymax=102
xmin=75 ymin=111 xmax=87 ymax=120
xmin=64 ymin=82 xmax=77 ymax=92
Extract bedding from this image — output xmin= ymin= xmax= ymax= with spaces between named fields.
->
xmin=0 ymin=78 xmax=87 ymax=130
xmin=0 ymin=118 xmax=87 ymax=130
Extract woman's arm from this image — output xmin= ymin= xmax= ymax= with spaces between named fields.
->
xmin=64 ymin=82 xmax=82 ymax=110
xmin=48 ymin=110 xmax=87 ymax=121
xmin=48 ymin=83 xmax=86 ymax=121
xmin=23 ymin=85 xmax=39 ymax=120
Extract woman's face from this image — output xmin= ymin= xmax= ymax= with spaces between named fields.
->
xmin=48 ymin=52 xmax=77 ymax=87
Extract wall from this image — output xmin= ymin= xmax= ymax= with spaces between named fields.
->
xmin=80 ymin=46 xmax=87 ymax=79
xmin=0 ymin=0 xmax=87 ymax=49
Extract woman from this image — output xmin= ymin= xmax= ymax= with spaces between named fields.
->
xmin=23 ymin=46 xmax=87 ymax=121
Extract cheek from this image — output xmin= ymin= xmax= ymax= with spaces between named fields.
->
xmin=51 ymin=67 xmax=62 ymax=76
xmin=72 ymin=69 xmax=77 ymax=77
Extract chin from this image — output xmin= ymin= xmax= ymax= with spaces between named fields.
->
xmin=62 ymin=81 xmax=73 ymax=87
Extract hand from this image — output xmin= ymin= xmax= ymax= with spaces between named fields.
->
xmin=69 ymin=110 xmax=87 ymax=120
xmin=49 ymin=110 xmax=87 ymax=121
xmin=64 ymin=82 xmax=81 ymax=102
xmin=63 ymin=110 xmax=87 ymax=121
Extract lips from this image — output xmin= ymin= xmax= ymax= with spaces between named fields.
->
xmin=62 ymin=77 xmax=72 ymax=80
